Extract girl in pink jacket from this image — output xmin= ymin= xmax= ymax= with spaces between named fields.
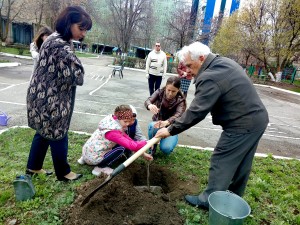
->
xmin=78 ymin=105 xmax=152 ymax=176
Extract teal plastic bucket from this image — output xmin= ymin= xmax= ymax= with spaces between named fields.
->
xmin=13 ymin=175 xmax=35 ymax=201
xmin=208 ymin=191 xmax=251 ymax=225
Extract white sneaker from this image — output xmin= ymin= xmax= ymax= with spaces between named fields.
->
xmin=101 ymin=167 xmax=113 ymax=175
xmin=77 ymin=157 xmax=85 ymax=165
xmin=92 ymin=166 xmax=113 ymax=176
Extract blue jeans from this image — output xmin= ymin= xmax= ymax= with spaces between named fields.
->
xmin=148 ymin=121 xmax=178 ymax=155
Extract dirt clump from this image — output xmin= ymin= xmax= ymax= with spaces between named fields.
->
xmin=63 ymin=162 xmax=198 ymax=225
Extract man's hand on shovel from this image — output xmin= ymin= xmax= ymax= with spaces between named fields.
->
xmin=155 ymin=127 xmax=171 ymax=139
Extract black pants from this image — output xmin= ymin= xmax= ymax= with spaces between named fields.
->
xmin=27 ymin=132 xmax=70 ymax=179
xmin=98 ymin=145 xmax=130 ymax=168
xmin=148 ymin=74 xmax=162 ymax=96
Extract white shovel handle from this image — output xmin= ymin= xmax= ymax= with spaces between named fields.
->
xmin=122 ymin=137 xmax=160 ymax=168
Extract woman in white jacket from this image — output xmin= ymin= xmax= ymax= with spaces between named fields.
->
xmin=29 ymin=27 xmax=53 ymax=78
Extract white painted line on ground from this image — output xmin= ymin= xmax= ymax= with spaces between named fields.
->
xmin=0 ymin=100 xmax=26 ymax=106
xmin=94 ymin=75 xmax=104 ymax=81
xmin=270 ymin=115 xmax=300 ymax=121
xmin=266 ymin=130 xmax=287 ymax=134
xmin=273 ymin=124 xmax=300 ymax=129
xmin=0 ymin=62 xmax=21 ymax=67
xmin=89 ymin=75 xmax=111 ymax=95
xmin=0 ymin=81 xmax=29 ymax=92
xmin=73 ymin=111 xmax=107 ymax=117
xmin=87 ymin=94 xmax=140 ymax=101
xmin=177 ymin=144 xmax=299 ymax=160
xmin=263 ymin=134 xmax=300 ymax=140
xmin=0 ymin=82 xmax=18 ymax=85
xmin=75 ymin=99 xmax=144 ymax=109
xmin=191 ymin=127 xmax=222 ymax=132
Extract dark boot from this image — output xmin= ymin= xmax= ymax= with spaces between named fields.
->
xmin=185 ymin=195 xmax=209 ymax=210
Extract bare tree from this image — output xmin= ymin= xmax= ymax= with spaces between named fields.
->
xmin=132 ymin=0 xmax=154 ymax=49
xmin=106 ymin=0 xmax=152 ymax=52
xmin=165 ymin=4 xmax=192 ymax=50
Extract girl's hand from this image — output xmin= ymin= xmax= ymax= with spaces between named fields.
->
xmin=143 ymin=152 xmax=153 ymax=161
xmin=148 ymin=104 xmax=159 ymax=114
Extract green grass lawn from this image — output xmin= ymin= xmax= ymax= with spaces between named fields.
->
xmin=0 ymin=128 xmax=299 ymax=225
xmin=282 ymin=79 xmax=300 ymax=93
xmin=0 ymin=46 xmax=31 ymax=56
xmin=0 ymin=46 xmax=97 ymax=58
xmin=75 ymin=51 xmax=98 ymax=58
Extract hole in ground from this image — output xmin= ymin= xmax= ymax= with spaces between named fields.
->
xmin=131 ymin=162 xmax=174 ymax=193
xmin=63 ymin=162 xmax=198 ymax=225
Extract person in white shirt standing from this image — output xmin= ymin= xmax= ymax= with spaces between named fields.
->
xmin=29 ymin=27 xmax=53 ymax=81
xmin=145 ymin=42 xmax=168 ymax=96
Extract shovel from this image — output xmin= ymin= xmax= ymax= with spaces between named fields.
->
xmin=81 ymin=137 xmax=160 ymax=207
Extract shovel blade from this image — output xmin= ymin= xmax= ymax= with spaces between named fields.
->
xmin=134 ymin=186 xmax=163 ymax=194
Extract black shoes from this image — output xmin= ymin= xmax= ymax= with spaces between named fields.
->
xmin=184 ymin=195 xmax=209 ymax=210
xmin=26 ymin=169 xmax=53 ymax=176
xmin=57 ymin=173 xmax=83 ymax=182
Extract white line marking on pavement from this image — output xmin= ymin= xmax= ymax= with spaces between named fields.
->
xmin=0 ymin=82 xmax=29 ymax=92
xmin=0 ymin=100 xmax=26 ymax=105
xmin=177 ymin=144 xmax=299 ymax=160
xmin=270 ymin=115 xmax=300 ymax=121
xmin=73 ymin=111 xmax=107 ymax=117
xmin=263 ymin=134 xmax=300 ymax=140
xmin=89 ymin=75 xmax=111 ymax=95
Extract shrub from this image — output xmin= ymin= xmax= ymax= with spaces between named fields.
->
xmin=13 ymin=44 xmax=28 ymax=55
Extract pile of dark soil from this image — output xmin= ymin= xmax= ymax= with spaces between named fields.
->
xmin=62 ymin=162 xmax=198 ymax=225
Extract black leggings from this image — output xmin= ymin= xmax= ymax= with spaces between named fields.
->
xmin=98 ymin=145 xmax=130 ymax=168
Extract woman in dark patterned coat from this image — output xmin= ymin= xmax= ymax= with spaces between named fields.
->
xmin=26 ymin=6 xmax=92 ymax=181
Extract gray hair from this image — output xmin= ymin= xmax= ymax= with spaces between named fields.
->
xmin=178 ymin=42 xmax=211 ymax=62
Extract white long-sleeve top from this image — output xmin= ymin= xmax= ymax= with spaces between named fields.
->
xmin=145 ymin=50 xmax=167 ymax=76
xmin=30 ymin=42 xmax=39 ymax=70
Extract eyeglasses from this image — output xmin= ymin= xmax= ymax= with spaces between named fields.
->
xmin=156 ymin=45 xmax=160 ymax=47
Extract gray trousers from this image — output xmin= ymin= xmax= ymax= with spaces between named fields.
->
xmin=199 ymin=128 xmax=266 ymax=206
